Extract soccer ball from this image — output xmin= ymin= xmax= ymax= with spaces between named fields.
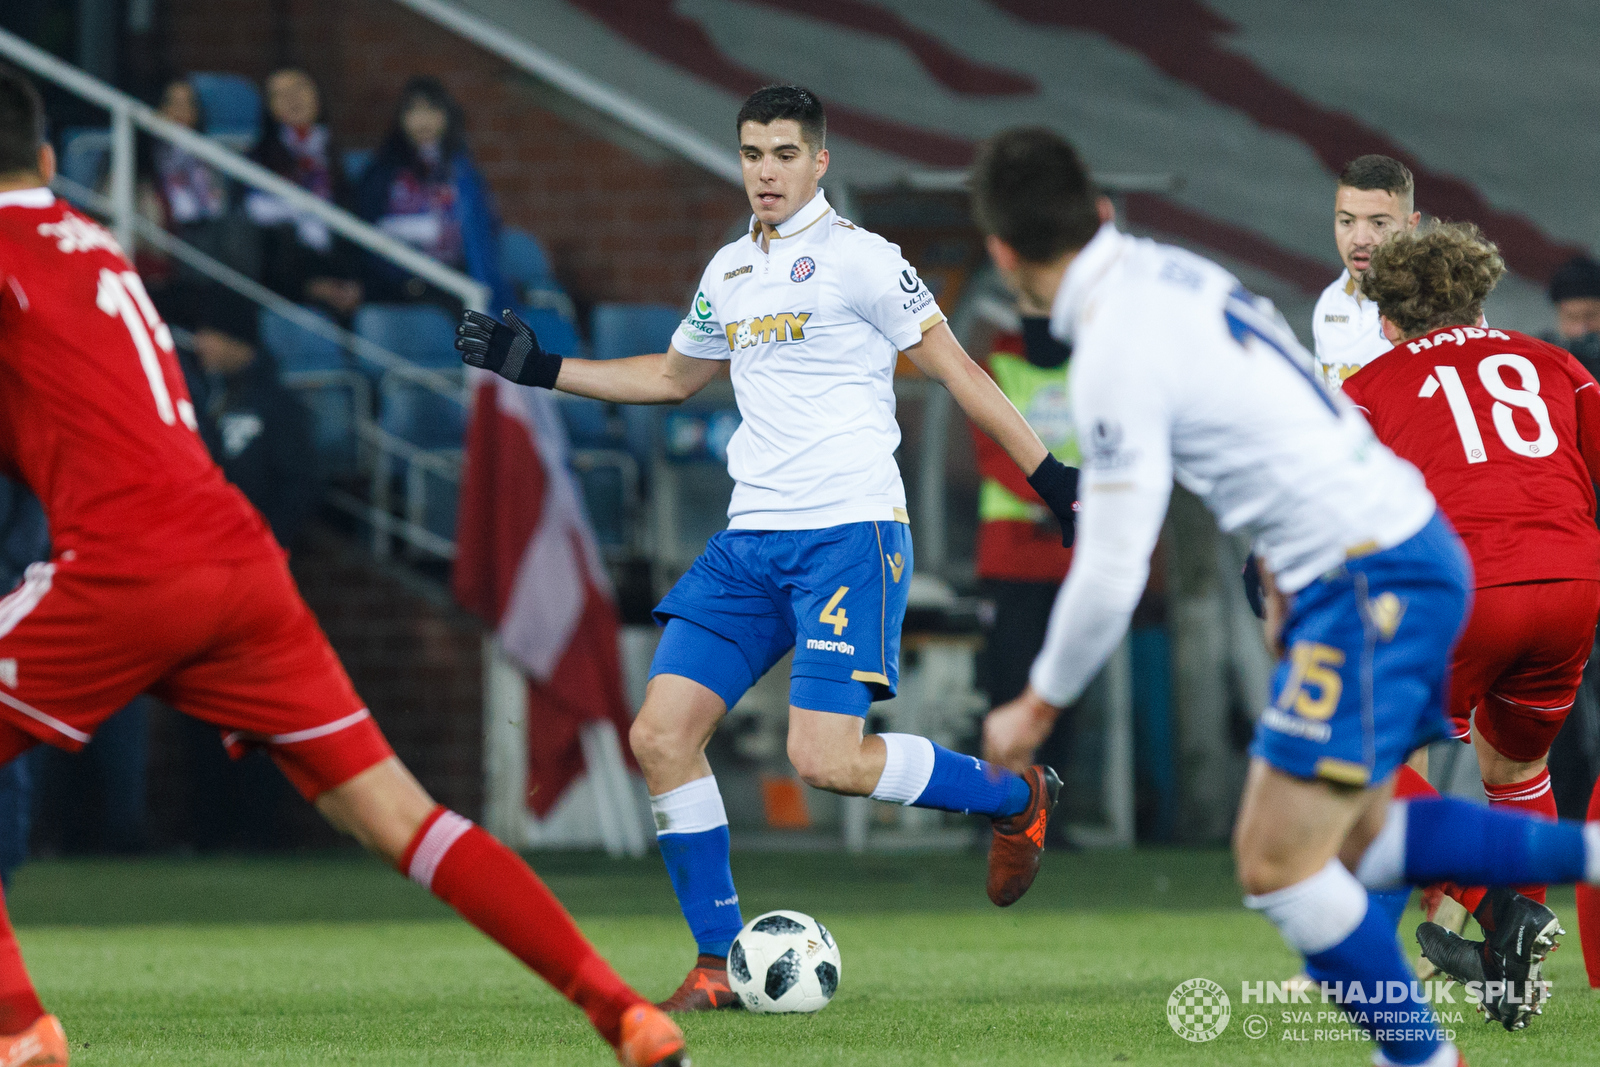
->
xmin=727 ymin=910 xmax=841 ymax=1013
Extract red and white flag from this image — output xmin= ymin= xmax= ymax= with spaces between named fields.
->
xmin=454 ymin=370 xmax=635 ymax=816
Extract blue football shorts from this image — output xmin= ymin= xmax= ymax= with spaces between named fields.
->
xmin=1250 ymin=511 xmax=1472 ymax=788
xmin=649 ymin=520 xmax=913 ymax=717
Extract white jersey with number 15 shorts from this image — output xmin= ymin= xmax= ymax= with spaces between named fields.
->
xmin=1027 ymin=224 xmax=1437 ymax=707
xmin=672 ymin=190 xmax=944 ymax=531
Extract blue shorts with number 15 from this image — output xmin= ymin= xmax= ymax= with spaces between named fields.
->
xmin=649 ymin=520 xmax=912 ymax=717
xmin=1250 ymin=512 xmax=1472 ymax=788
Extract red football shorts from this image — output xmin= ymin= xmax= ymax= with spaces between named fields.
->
xmin=1449 ymin=578 xmax=1600 ymax=762
xmin=0 ymin=551 xmax=392 ymax=799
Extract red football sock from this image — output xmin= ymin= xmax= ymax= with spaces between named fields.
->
xmin=1578 ymin=774 xmax=1600 ymax=988
xmin=398 ymin=807 xmax=644 ymax=1045
xmin=1391 ymin=764 xmax=1487 ymax=913
xmin=1484 ymin=768 xmax=1558 ymax=904
xmin=0 ymin=885 xmax=42 ymax=1036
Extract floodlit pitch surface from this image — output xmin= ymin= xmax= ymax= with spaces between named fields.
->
xmin=8 ymin=850 xmax=1595 ymax=1065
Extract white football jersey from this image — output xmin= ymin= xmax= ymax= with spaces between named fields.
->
xmin=672 ymin=190 xmax=943 ymax=530
xmin=1028 ymin=225 xmax=1435 ymax=707
xmin=1311 ymin=269 xmax=1390 ymax=388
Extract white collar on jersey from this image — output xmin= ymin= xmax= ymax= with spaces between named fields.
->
xmin=0 ymin=187 xmax=54 ymax=210
xmin=750 ymin=188 xmax=833 ymax=243
xmin=1049 ymin=221 xmax=1124 ymax=344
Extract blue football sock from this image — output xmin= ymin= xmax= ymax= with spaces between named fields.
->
xmin=1305 ymin=899 xmax=1445 ymax=1065
xmin=651 ymin=777 xmax=743 ymax=958
xmin=1249 ymin=859 xmax=1443 ymax=1067
xmin=1369 ymin=886 xmax=1411 ymax=932
xmin=870 ymin=734 xmax=1030 ymax=817
xmin=1401 ymin=797 xmax=1588 ymax=886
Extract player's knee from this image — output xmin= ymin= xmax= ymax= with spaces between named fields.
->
xmin=629 ymin=712 xmax=690 ymax=773
xmin=786 ymin=736 xmax=853 ymax=793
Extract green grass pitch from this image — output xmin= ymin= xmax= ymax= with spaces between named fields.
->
xmin=6 ymin=848 xmax=1594 ymax=1065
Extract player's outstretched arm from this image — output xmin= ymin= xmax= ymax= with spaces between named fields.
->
xmin=457 ymin=308 xmax=720 ymax=403
xmin=904 ymin=322 xmax=1078 ymax=541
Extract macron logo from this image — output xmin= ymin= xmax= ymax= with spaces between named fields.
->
xmin=806 ymin=638 xmax=855 ymax=656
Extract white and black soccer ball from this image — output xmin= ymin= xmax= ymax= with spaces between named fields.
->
xmin=727 ymin=910 xmax=840 ymax=1013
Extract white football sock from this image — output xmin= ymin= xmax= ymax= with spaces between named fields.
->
xmin=870 ymin=733 xmax=935 ymax=805
xmin=1244 ymin=858 xmax=1368 ymax=955
xmin=649 ymin=775 xmax=729 ymax=837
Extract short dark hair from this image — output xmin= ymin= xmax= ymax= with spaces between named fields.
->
xmin=971 ymin=127 xmax=1100 ymax=263
xmin=1338 ymin=154 xmax=1414 ymax=202
xmin=0 ymin=65 xmax=44 ymax=178
xmin=736 ymin=85 xmax=825 ymax=153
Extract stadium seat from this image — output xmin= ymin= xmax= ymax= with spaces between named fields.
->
xmin=342 ymin=148 xmax=373 ymax=184
xmin=590 ymin=302 xmax=682 ymax=362
xmin=59 ymin=127 xmax=110 ymax=191
xmin=500 ymin=227 xmax=556 ymax=298
xmin=352 ymin=304 xmax=459 ymax=371
xmin=259 ymin=306 xmax=360 ymax=476
xmin=187 ymin=73 xmax=262 ymax=151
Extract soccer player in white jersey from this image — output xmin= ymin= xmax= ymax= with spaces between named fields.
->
xmin=1311 ymin=155 xmax=1421 ymax=388
xmin=456 ymin=87 xmax=1079 ymax=1011
xmin=974 ymin=127 xmax=1600 ymax=1067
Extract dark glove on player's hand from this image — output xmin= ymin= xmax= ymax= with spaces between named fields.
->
xmin=1242 ymin=553 xmax=1266 ymax=619
xmin=455 ymin=308 xmax=563 ymax=389
xmin=1027 ymin=454 xmax=1080 ymax=549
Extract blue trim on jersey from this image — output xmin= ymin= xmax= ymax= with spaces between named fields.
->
xmin=650 ymin=522 xmax=912 ymax=716
xmin=1249 ymin=513 xmax=1470 ymax=786
xmin=1226 ymin=284 xmax=1340 ymax=416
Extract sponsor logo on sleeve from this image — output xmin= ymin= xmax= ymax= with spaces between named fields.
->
xmin=898 ymin=269 xmax=921 ymax=294
xmin=684 ymin=290 xmax=718 ymax=337
xmin=724 ymin=312 xmax=811 ymax=351
xmin=790 ymin=256 xmax=816 ymax=283
xmin=897 ymin=268 xmax=935 ymax=315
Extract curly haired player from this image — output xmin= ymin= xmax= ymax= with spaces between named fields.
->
xmin=0 ymin=66 xmax=685 ymax=1067
xmin=1341 ymin=222 xmax=1600 ymax=1027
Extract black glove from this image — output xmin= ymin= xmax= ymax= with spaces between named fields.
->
xmin=455 ymin=308 xmax=563 ymax=389
xmin=1027 ymin=454 xmax=1080 ymax=548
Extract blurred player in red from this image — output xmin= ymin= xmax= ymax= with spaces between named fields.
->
xmin=1342 ymin=221 xmax=1600 ymax=1026
xmin=0 ymin=68 xmax=685 ymax=1067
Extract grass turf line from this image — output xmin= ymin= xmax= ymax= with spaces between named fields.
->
xmin=7 ymin=850 xmax=1593 ymax=1065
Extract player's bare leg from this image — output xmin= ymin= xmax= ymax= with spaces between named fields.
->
xmin=630 ymin=675 xmax=744 ymax=1013
xmin=315 ymin=757 xmax=686 ymax=1065
xmin=1238 ymin=761 xmax=1464 ymax=1066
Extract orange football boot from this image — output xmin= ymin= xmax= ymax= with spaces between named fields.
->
xmin=987 ymin=765 xmax=1061 ymax=907
xmin=656 ymin=954 xmax=741 ymax=1012
xmin=0 ymin=1014 xmax=67 ymax=1067
xmin=616 ymin=1003 xmax=689 ymax=1067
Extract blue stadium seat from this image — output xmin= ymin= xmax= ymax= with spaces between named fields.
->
xmin=259 ymin=307 xmax=359 ymax=476
xmin=342 ymin=148 xmax=373 ymax=184
xmin=352 ymin=304 xmax=459 ymax=371
xmin=500 ymin=228 xmax=556 ymax=299
xmin=59 ymin=127 xmax=109 ymax=192
xmin=590 ymin=303 xmax=683 ymax=362
xmin=188 ymin=73 xmax=262 ymax=150
xmin=259 ymin=307 xmax=346 ymax=373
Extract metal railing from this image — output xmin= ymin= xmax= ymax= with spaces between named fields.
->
xmin=0 ymin=28 xmax=489 ymax=563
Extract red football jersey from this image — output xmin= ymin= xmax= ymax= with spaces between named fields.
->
xmin=1342 ymin=324 xmax=1600 ymax=588
xmin=0 ymin=189 xmax=275 ymax=569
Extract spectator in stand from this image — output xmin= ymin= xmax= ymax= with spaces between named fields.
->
xmin=188 ymin=288 xmax=317 ymax=551
xmin=970 ymin=311 xmax=1077 ymax=832
xmin=1547 ymin=255 xmax=1600 ymax=376
xmin=140 ymin=77 xmax=259 ymax=283
xmin=247 ymin=68 xmax=363 ymax=320
xmin=175 ymin=287 xmax=317 ymax=850
xmin=355 ymin=76 xmax=511 ymax=311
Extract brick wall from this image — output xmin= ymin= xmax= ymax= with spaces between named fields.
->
xmin=162 ymin=0 xmax=746 ymax=311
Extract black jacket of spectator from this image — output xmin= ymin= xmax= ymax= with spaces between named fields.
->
xmin=203 ymin=352 xmax=316 ymax=551
xmin=249 ymin=120 xmax=362 ymax=307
